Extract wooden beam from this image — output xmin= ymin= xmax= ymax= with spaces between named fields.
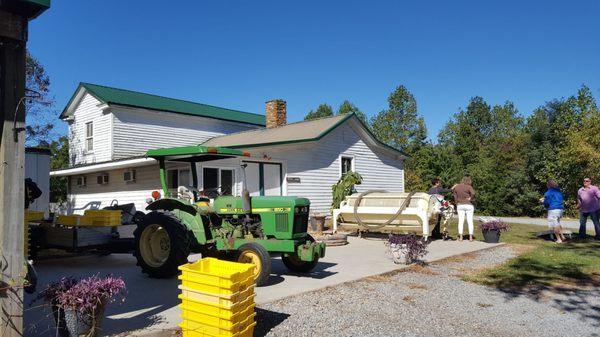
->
xmin=0 ymin=10 xmax=27 ymax=42
xmin=0 ymin=7 xmax=27 ymax=337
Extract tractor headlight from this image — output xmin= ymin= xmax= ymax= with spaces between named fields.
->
xmin=295 ymin=206 xmax=308 ymax=214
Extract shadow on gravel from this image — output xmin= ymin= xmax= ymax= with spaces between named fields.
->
xmin=253 ymin=308 xmax=291 ymax=336
xmin=478 ymin=243 xmax=600 ymax=327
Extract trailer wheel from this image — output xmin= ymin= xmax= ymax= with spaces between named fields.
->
xmin=134 ymin=211 xmax=190 ymax=278
xmin=282 ymin=235 xmax=319 ymax=273
xmin=236 ymin=243 xmax=271 ymax=287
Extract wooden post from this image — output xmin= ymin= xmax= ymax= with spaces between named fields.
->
xmin=0 ymin=8 xmax=28 ymax=337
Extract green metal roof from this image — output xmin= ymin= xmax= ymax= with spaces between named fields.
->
xmin=146 ymin=145 xmax=249 ymax=162
xmin=61 ymin=83 xmax=265 ymax=126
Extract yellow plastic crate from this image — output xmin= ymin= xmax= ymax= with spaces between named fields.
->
xmin=180 ymin=312 xmax=255 ymax=337
xmin=178 ymin=294 xmax=255 ymax=319
xmin=179 ymin=285 xmax=254 ymax=307
xmin=180 ymin=300 xmax=255 ymax=329
xmin=179 ymin=273 xmax=254 ymax=296
xmin=181 ymin=322 xmax=256 ymax=337
xmin=24 ymin=210 xmax=44 ymax=222
xmin=57 ymin=211 xmax=121 ymax=227
xmin=84 ymin=210 xmax=121 ymax=218
xmin=178 ymin=258 xmax=255 ymax=292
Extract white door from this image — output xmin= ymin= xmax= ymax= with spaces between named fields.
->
xmin=263 ymin=163 xmax=282 ymax=196
xmin=244 ymin=162 xmax=261 ymax=196
xmin=242 ymin=162 xmax=282 ymax=196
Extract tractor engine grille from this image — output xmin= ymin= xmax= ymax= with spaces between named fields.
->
xmin=275 ymin=213 xmax=289 ymax=232
xmin=293 ymin=213 xmax=309 ymax=234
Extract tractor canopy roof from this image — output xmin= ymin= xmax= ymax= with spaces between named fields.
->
xmin=146 ymin=145 xmax=250 ymax=162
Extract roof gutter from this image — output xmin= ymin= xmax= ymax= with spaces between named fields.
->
xmin=50 ymin=157 xmax=157 ymax=177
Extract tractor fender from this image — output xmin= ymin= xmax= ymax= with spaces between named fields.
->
xmin=146 ymin=198 xmax=197 ymax=216
xmin=145 ymin=199 xmax=208 ymax=245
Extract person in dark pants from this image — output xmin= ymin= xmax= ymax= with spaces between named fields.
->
xmin=576 ymin=178 xmax=600 ymax=239
xmin=428 ymin=178 xmax=455 ymax=239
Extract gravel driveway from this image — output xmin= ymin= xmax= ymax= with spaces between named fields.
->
xmin=255 ymin=246 xmax=600 ymax=337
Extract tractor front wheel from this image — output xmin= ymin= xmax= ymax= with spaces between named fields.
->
xmin=282 ymin=253 xmax=319 ymax=273
xmin=236 ymin=243 xmax=271 ymax=287
xmin=134 ymin=211 xmax=191 ymax=278
xmin=282 ymin=235 xmax=319 ymax=273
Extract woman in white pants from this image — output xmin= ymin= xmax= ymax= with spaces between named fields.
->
xmin=453 ymin=176 xmax=476 ymax=242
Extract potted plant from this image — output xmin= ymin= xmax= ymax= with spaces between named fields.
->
xmin=386 ymin=233 xmax=430 ymax=264
xmin=478 ymin=220 xmax=510 ymax=243
xmin=34 ymin=276 xmax=126 ymax=337
xmin=34 ymin=277 xmax=78 ymax=337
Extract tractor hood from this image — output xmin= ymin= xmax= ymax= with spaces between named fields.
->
xmin=215 ymin=196 xmax=309 ymax=214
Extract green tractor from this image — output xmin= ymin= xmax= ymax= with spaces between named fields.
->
xmin=133 ymin=145 xmax=326 ymax=286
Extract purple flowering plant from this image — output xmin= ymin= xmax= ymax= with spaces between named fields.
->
xmin=34 ymin=276 xmax=126 ymax=316
xmin=477 ymin=220 xmax=510 ymax=232
xmin=388 ymin=233 xmax=430 ymax=263
xmin=35 ymin=277 xmax=79 ymax=305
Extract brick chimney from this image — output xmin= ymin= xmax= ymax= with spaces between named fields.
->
xmin=265 ymin=99 xmax=287 ymax=128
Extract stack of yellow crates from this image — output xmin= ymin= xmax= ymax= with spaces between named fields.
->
xmin=178 ymin=258 xmax=256 ymax=337
xmin=24 ymin=210 xmax=44 ymax=258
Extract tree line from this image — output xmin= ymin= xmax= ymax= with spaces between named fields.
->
xmin=305 ymin=85 xmax=599 ymax=216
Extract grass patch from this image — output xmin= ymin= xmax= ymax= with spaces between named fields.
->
xmin=454 ymin=222 xmax=600 ymax=294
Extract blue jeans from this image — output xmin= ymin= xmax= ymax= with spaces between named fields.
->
xmin=579 ymin=210 xmax=600 ymax=238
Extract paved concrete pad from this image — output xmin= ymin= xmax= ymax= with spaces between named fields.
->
xmin=24 ymin=237 xmax=501 ymax=336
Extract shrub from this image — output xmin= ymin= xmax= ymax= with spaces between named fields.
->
xmin=331 ymin=171 xmax=362 ymax=209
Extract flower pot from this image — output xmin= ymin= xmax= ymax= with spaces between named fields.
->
xmin=64 ymin=304 xmax=105 ymax=337
xmin=310 ymin=215 xmax=326 ymax=234
xmin=482 ymin=229 xmax=500 ymax=243
xmin=51 ymin=305 xmax=69 ymax=337
xmin=387 ymin=243 xmax=408 ymax=264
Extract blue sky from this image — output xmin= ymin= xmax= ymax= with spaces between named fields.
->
xmin=28 ymin=0 xmax=599 ymax=140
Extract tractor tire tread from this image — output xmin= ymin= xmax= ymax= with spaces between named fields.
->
xmin=237 ymin=242 xmax=271 ymax=287
xmin=133 ymin=211 xmax=191 ymax=278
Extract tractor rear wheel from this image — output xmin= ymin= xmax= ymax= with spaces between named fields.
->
xmin=236 ymin=243 xmax=271 ymax=287
xmin=282 ymin=235 xmax=319 ymax=273
xmin=134 ymin=211 xmax=191 ymax=278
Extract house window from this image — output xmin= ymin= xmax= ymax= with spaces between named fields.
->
xmin=123 ymin=170 xmax=136 ymax=183
xmin=202 ymin=168 xmax=235 ymax=195
xmin=167 ymin=169 xmax=191 ymax=189
xmin=341 ymin=156 xmax=353 ymax=176
xmin=76 ymin=176 xmax=87 ymax=187
xmin=97 ymin=173 xmax=109 ymax=185
xmin=85 ymin=122 xmax=93 ymax=152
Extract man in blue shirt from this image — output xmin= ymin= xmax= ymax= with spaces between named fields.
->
xmin=542 ymin=179 xmax=566 ymax=243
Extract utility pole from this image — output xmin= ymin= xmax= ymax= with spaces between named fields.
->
xmin=0 ymin=1 xmax=49 ymax=336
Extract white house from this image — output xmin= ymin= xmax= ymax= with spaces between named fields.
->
xmin=51 ymin=83 xmax=406 ymax=215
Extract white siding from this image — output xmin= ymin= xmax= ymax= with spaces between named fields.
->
xmin=112 ymin=109 xmax=259 ymax=159
xmin=240 ymin=122 xmax=405 ymax=215
xmin=68 ymin=93 xmax=112 ymax=165
xmin=67 ymin=162 xmax=199 ymax=214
